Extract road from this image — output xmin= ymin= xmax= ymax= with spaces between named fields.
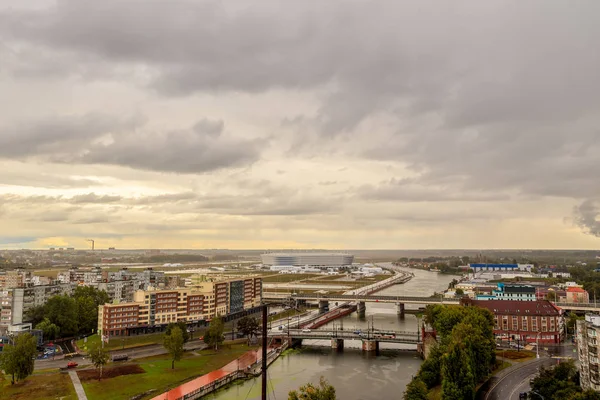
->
xmin=35 ymin=340 xmax=207 ymax=370
xmin=482 ymin=356 xmax=563 ymax=400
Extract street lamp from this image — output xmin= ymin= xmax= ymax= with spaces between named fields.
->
xmin=530 ymin=390 xmax=545 ymax=399
xmin=536 ymin=331 xmax=541 ymax=359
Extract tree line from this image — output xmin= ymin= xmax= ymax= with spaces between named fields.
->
xmin=26 ymin=286 xmax=110 ymax=339
xmin=404 ymin=304 xmax=497 ymax=400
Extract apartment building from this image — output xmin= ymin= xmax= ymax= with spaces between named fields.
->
xmin=475 ymin=283 xmax=537 ymax=301
xmin=567 ymin=286 xmax=590 ymax=303
xmin=464 ymin=298 xmax=564 ymax=344
xmin=0 ymin=283 xmax=76 ymax=335
xmin=577 ymin=315 xmax=600 ymax=391
xmin=98 ymin=277 xmax=262 ymax=337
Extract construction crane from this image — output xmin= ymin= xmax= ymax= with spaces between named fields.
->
xmin=87 ymin=239 xmax=95 ymax=251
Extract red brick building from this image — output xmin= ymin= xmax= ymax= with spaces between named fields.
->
xmin=464 ymin=299 xmax=564 ymax=344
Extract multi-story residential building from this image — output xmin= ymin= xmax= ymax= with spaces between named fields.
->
xmin=0 ymin=269 xmax=31 ymax=289
xmin=463 ymin=298 xmax=564 ymax=344
xmin=475 ymin=283 xmax=537 ymax=301
xmin=98 ymin=277 xmax=262 ymax=337
xmin=567 ymin=286 xmax=590 ymax=303
xmin=577 ymin=315 xmax=600 ymax=391
xmin=0 ymin=283 xmax=76 ymax=335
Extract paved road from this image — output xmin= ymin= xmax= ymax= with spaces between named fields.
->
xmin=483 ymin=357 xmax=557 ymax=400
xmin=35 ymin=340 xmax=207 ymax=370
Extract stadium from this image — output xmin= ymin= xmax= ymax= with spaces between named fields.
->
xmin=260 ymin=252 xmax=354 ymax=268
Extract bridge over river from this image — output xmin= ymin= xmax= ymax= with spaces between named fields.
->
xmin=268 ymin=327 xmax=422 ymax=353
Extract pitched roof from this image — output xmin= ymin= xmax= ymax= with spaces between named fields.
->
xmin=566 ymin=287 xmax=587 ymax=293
xmin=469 ymin=299 xmax=560 ymax=316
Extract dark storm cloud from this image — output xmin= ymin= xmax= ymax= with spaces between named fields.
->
xmin=0 ymin=114 xmax=263 ymax=173
xmin=574 ymin=200 xmax=600 ymax=238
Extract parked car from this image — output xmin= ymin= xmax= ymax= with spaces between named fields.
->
xmin=67 ymin=362 xmax=78 ymax=369
xmin=519 ymin=392 xmax=527 ymax=399
xmin=302 ymin=329 xmax=311 ymax=333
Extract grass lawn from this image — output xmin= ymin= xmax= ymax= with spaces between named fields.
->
xmin=0 ymin=371 xmax=77 ymax=400
xmin=77 ymin=332 xmax=168 ymax=352
xmin=82 ymin=343 xmax=257 ymax=400
xmin=496 ymin=349 xmax=536 ymax=362
xmin=261 ymin=274 xmax=321 ymax=283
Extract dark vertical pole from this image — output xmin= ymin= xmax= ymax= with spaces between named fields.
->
xmin=262 ymin=304 xmax=268 ymax=400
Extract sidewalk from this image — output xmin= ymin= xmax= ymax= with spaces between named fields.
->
xmin=69 ymin=370 xmax=88 ymax=400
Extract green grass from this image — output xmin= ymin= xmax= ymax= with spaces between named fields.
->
xmin=0 ymin=371 xmax=77 ymax=400
xmin=261 ymin=274 xmax=321 ymax=283
xmin=82 ymin=343 xmax=257 ymax=400
xmin=268 ymin=308 xmax=305 ymax=323
xmin=77 ymin=332 xmax=171 ymax=352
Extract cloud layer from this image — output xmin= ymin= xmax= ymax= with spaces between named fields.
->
xmin=1 ymin=0 xmax=599 ymax=249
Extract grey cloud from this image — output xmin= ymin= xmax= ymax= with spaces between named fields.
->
xmin=70 ymin=193 xmax=122 ymax=204
xmin=574 ymin=200 xmax=600 ymax=237
xmin=0 ymin=114 xmax=263 ymax=173
xmin=357 ymin=178 xmax=511 ymax=202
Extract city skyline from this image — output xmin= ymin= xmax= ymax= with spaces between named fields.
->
xmin=1 ymin=1 xmax=600 ymax=250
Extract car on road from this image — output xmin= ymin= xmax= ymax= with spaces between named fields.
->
xmin=353 ymin=330 xmax=361 ymax=334
xmin=67 ymin=362 xmax=78 ymax=369
xmin=302 ymin=329 xmax=311 ymax=333
xmin=519 ymin=392 xmax=527 ymax=399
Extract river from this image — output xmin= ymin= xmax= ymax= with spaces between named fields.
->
xmin=208 ymin=264 xmax=456 ymax=400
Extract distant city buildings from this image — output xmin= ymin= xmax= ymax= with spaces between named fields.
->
xmin=261 ymin=252 xmax=354 ymax=269
xmin=475 ymin=283 xmax=537 ymax=301
xmin=98 ymin=276 xmax=262 ymax=337
xmin=469 ymin=263 xmax=534 ymax=272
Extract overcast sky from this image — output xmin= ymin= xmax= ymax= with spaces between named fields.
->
xmin=1 ymin=0 xmax=600 ymax=250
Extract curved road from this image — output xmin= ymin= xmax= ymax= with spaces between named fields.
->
xmin=482 ymin=357 xmax=559 ymax=400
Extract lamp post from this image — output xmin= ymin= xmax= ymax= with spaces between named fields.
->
xmin=536 ymin=331 xmax=540 ymax=359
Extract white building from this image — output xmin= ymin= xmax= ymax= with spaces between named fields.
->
xmin=261 ymin=253 xmax=354 ymax=268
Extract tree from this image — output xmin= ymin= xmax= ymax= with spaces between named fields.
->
xmin=73 ymin=286 xmax=110 ymax=335
xmin=441 ymin=342 xmax=475 ymax=400
xmin=35 ymin=318 xmax=60 ymax=341
xmin=403 ymin=378 xmax=428 ymax=400
xmin=44 ymin=295 xmax=79 ymax=337
xmin=288 ymin=377 xmax=336 ymax=400
xmin=237 ymin=316 xmax=260 ymax=343
xmin=204 ymin=318 xmax=224 ymax=351
xmin=88 ymin=345 xmax=109 ymax=380
xmin=165 ymin=321 xmax=190 ymax=343
xmin=25 ymin=305 xmax=46 ymax=327
xmin=0 ymin=333 xmax=37 ymax=384
xmin=164 ymin=326 xmax=185 ymax=369
xmin=455 ymin=288 xmax=464 ymax=297
xmin=530 ymin=359 xmax=581 ymax=400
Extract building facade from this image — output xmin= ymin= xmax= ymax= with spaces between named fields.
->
xmin=566 ymin=287 xmax=590 ymax=303
xmin=0 ymin=283 xmax=76 ymax=335
xmin=475 ymin=283 xmax=537 ymax=301
xmin=469 ymin=263 xmax=533 ymax=272
xmin=260 ymin=252 xmax=354 ymax=267
xmin=98 ymin=277 xmax=262 ymax=337
xmin=465 ymin=299 xmax=564 ymax=344
xmin=577 ymin=315 xmax=600 ymax=391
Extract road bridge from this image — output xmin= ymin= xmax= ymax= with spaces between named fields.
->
xmin=553 ymin=302 xmax=600 ymax=312
xmin=268 ymin=328 xmax=421 ymax=353
xmin=263 ymin=293 xmax=459 ymax=305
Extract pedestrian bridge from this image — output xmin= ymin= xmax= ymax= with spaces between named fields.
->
xmin=263 ymin=292 xmax=460 ymax=305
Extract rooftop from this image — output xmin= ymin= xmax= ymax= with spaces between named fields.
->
xmin=469 ymin=299 xmax=561 ymax=316
xmin=567 ymin=287 xmax=587 ymax=293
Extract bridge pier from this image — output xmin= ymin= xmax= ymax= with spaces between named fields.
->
xmin=362 ymin=339 xmax=379 ymax=353
xmin=357 ymin=302 xmax=366 ymax=317
xmin=396 ymin=303 xmax=405 ymax=319
xmin=331 ymin=338 xmax=344 ymax=351
xmin=319 ymin=300 xmax=330 ymax=314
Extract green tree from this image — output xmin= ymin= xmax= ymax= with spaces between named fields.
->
xmin=237 ymin=316 xmax=260 ymax=343
xmin=164 ymin=326 xmax=185 ymax=369
xmin=288 ymin=377 xmax=336 ymax=400
xmin=88 ymin=345 xmax=109 ymax=380
xmin=416 ymin=343 xmax=443 ymax=388
xmin=545 ymin=291 xmax=557 ymax=301
xmin=530 ymin=359 xmax=580 ymax=400
xmin=165 ymin=321 xmax=190 ymax=343
xmin=25 ymin=305 xmax=46 ymax=327
xmin=441 ymin=342 xmax=475 ymax=400
xmin=571 ymin=390 xmax=600 ymax=400
xmin=35 ymin=318 xmax=60 ymax=341
xmin=204 ymin=318 xmax=224 ymax=351
xmin=73 ymin=286 xmax=110 ymax=335
xmin=0 ymin=333 xmax=37 ymax=384
xmin=44 ymin=295 xmax=79 ymax=337
xmin=455 ymin=288 xmax=464 ymax=297
xmin=403 ymin=378 xmax=428 ymax=400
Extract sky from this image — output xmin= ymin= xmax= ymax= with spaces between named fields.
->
xmin=1 ymin=0 xmax=600 ymax=250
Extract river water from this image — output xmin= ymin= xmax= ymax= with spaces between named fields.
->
xmin=208 ymin=265 xmax=455 ymax=400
